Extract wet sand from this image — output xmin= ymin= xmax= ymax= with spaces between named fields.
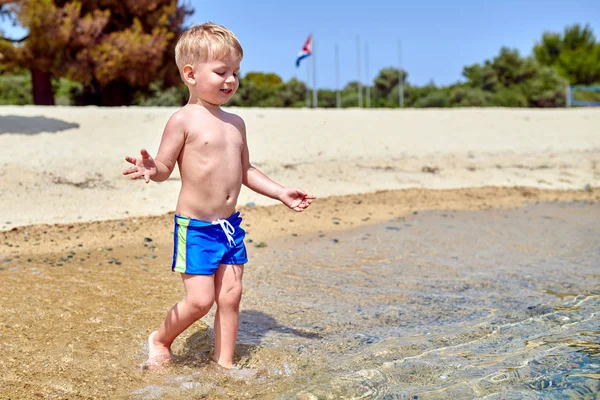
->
xmin=1 ymin=187 xmax=599 ymax=399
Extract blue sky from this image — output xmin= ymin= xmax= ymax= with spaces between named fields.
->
xmin=2 ymin=0 xmax=599 ymax=89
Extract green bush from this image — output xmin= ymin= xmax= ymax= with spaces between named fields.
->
xmin=135 ymin=82 xmax=188 ymax=106
xmin=414 ymin=91 xmax=449 ymax=108
xmin=53 ymin=78 xmax=84 ymax=106
xmin=450 ymin=87 xmax=493 ymax=107
xmin=522 ymin=66 xmax=567 ymax=107
xmin=491 ymin=88 xmax=528 ymax=107
xmin=341 ymin=92 xmax=360 ymax=108
xmin=0 ymin=73 xmax=32 ymax=105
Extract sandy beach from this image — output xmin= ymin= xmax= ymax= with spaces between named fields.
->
xmin=1 ymin=106 xmax=599 ymax=398
xmin=0 ymin=106 xmax=599 ymax=229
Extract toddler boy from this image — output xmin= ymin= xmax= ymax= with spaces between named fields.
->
xmin=123 ymin=22 xmax=315 ymax=369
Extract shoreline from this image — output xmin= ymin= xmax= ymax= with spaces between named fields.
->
xmin=2 ymin=186 xmax=598 ymax=259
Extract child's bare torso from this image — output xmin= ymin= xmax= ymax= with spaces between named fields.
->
xmin=175 ymin=106 xmax=245 ymax=222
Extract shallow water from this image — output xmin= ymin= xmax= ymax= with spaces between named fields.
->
xmin=243 ymin=201 xmax=599 ymax=399
xmin=1 ymin=202 xmax=598 ymax=399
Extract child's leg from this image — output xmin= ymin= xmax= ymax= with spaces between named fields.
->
xmin=212 ymin=263 xmax=244 ymax=369
xmin=148 ymin=273 xmax=215 ymax=365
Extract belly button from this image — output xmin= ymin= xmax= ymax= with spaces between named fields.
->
xmin=226 ymin=195 xmax=231 ymax=200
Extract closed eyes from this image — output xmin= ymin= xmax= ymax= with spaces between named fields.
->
xmin=215 ymin=71 xmax=239 ymax=78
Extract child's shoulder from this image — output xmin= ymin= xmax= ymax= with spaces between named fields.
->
xmin=167 ymin=106 xmax=193 ymax=124
xmin=221 ymin=109 xmax=245 ymax=131
xmin=166 ymin=105 xmax=207 ymax=127
xmin=167 ymin=105 xmax=245 ymax=132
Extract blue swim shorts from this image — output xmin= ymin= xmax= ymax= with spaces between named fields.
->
xmin=171 ymin=212 xmax=248 ymax=275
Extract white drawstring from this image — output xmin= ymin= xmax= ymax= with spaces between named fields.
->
xmin=212 ymin=219 xmax=236 ymax=246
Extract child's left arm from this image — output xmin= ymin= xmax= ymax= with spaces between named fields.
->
xmin=240 ymin=120 xmax=315 ymax=212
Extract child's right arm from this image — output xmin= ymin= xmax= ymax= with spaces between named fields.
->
xmin=123 ymin=113 xmax=185 ymax=183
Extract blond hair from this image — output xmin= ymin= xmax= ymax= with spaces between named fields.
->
xmin=175 ymin=22 xmax=243 ymax=73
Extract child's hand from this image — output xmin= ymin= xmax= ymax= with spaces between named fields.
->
xmin=279 ymin=188 xmax=316 ymax=212
xmin=123 ymin=149 xmax=157 ymax=184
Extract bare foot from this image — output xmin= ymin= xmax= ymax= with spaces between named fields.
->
xmin=210 ymin=355 xmax=234 ymax=370
xmin=210 ymin=357 xmax=256 ymax=380
xmin=145 ymin=331 xmax=172 ymax=370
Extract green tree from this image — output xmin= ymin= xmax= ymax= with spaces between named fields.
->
xmin=271 ymin=78 xmax=306 ymax=107
xmin=461 ymin=47 xmax=567 ymax=107
xmin=372 ymin=67 xmax=408 ymax=107
xmin=405 ymin=82 xmax=441 ymax=107
xmin=134 ymin=82 xmax=187 ymax=106
xmin=228 ymin=72 xmax=309 ymax=107
xmin=490 ymin=88 xmax=527 ymax=107
xmin=521 ymin=65 xmax=567 ymax=107
xmin=449 ymin=86 xmax=494 ymax=107
xmin=341 ymin=81 xmax=362 ymax=107
xmin=316 ymin=89 xmax=337 ymax=108
xmin=341 ymin=91 xmax=360 ymax=108
xmin=534 ymin=24 xmax=600 ymax=85
xmin=230 ymin=72 xmax=284 ymax=107
xmin=414 ymin=91 xmax=449 ymax=108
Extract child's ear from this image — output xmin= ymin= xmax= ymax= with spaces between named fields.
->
xmin=183 ymin=64 xmax=196 ymax=85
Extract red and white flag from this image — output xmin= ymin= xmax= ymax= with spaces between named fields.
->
xmin=295 ymin=34 xmax=312 ymax=67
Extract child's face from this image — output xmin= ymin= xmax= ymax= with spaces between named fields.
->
xmin=192 ymin=56 xmax=240 ymax=106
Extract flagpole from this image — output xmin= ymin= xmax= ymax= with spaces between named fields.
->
xmin=335 ymin=43 xmax=341 ymax=108
xmin=306 ymin=59 xmax=310 ymax=108
xmin=312 ymin=38 xmax=317 ymax=108
xmin=357 ymin=36 xmax=362 ymax=108
xmin=296 ymin=34 xmax=314 ymax=108
xmin=365 ymin=42 xmax=370 ymax=108
xmin=398 ymin=40 xmax=404 ymax=108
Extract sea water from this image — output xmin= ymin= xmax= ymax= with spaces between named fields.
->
xmin=130 ymin=202 xmax=598 ymax=399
